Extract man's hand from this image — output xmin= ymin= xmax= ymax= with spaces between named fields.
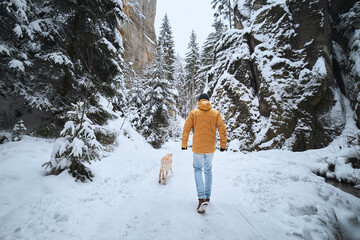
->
xmin=182 ymin=147 xmax=187 ymax=150
xmin=220 ymin=148 xmax=226 ymax=152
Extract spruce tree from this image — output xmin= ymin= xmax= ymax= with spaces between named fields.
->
xmin=55 ymin=0 xmax=126 ymax=119
xmin=0 ymin=0 xmax=58 ymax=109
xmin=12 ymin=119 xmax=27 ymax=141
xmin=0 ymin=0 xmax=126 ymax=132
xmin=200 ymin=32 xmax=217 ymax=72
xmin=185 ymin=30 xmax=202 ymax=110
xmin=128 ymin=69 xmax=147 ymax=130
xmin=199 ymin=20 xmax=227 ymax=90
xmin=42 ymin=102 xmax=103 ymax=182
xmin=140 ymin=46 xmax=173 ymax=148
xmin=174 ymin=56 xmax=188 ymax=117
xmin=158 ymin=14 xmax=178 ymax=117
xmin=158 ymin=14 xmax=176 ymax=82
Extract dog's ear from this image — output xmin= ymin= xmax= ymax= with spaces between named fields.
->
xmin=170 ymin=153 xmax=173 ymax=156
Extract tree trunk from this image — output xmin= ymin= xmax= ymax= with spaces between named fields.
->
xmin=190 ymin=74 xmax=195 ymax=111
xmin=228 ymin=0 xmax=232 ymax=29
xmin=63 ymin=2 xmax=81 ymax=96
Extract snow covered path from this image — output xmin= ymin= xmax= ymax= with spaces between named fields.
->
xmin=111 ymin=141 xmax=263 ymax=240
xmin=1 ymin=135 xmax=360 ymax=240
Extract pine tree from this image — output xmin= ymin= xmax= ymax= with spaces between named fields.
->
xmin=174 ymin=56 xmax=188 ymax=117
xmin=0 ymin=0 xmax=126 ymax=132
xmin=42 ymin=102 xmax=103 ymax=182
xmin=128 ymin=69 xmax=147 ymax=130
xmin=140 ymin=46 xmax=173 ymax=148
xmin=199 ymin=20 xmax=227 ymax=91
xmin=0 ymin=0 xmax=57 ymax=109
xmin=211 ymin=0 xmax=234 ymax=29
xmin=12 ymin=119 xmax=27 ymax=141
xmin=158 ymin=14 xmax=178 ymax=118
xmin=185 ymin=30 xmax=202 ymax=110
xmin=158 ymin=14 xmax=176 ymax=82
xmin=55 ymin=0 xmax=126 ymax=119
xmin=200 ymin=32 xmax=217 ymax=72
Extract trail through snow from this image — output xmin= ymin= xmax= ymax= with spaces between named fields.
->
xmin=111 ymin=141 xmax=263 ymax=240
xmin=0 ymin=134 xmax=360 ymax=240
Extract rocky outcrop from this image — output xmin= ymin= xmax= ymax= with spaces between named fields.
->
xmin=208 ymin=0 xmax=359 ymax=151
xmin=120 ymin=0 xmax=157 ymax=70
xmin=329 ymin=0 xmax=360 ymax=128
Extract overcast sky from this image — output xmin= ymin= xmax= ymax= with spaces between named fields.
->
xmin=154 ymin=0 xmax=215 ymax=57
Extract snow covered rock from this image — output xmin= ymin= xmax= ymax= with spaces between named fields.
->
xmin=208 ymin=0 xmax=359 ymax=151
xmin=330 ymin=0 xmax=360 ymax=128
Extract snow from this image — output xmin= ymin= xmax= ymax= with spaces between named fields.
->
xmin=332 ymin=41 xmax=347 ymax=65
xmin=309 ymin=98 xmax=360 ymax=185
xmin=144 ymin=33 xmax=155 ymax=45
xmin=69 ymin=137 xmax=85 ymax=157
xmin=258 ymin=138 xmax=275 ymax=149
xmin=312 ymin=56 xmax=327 ymax=77
xmin=349 ymin=29 xmax=360 ymax=76
xmin=114 ymin=29 xmax=124 ymax=51
xmin=8 ymin=59 xmax=25 ymax=72
xmin=228 ymin=139 xmax=241 ymax=151
xmin=40 ymin=52 xmax=73 ymax=67
xmin=9 ymin=0 xmax=28 ymax=21
xmin=0 ymin=45 xmax=11 ymax=56
xmin=0 ymin=116 xmax=360 ymax=240
xmin=23 ymin=92 xmax=53 ymax=110
xmin=29 ymin=19 xmax=43 ymax=32
xmin=110 ymin=0 xmax=123 ymax=9
xmin=50 ymin=138 xmax=71 ymax=168
xmin=100 ymin=37 xmax=117 ymax=54
xmin=10 ymin=0 xmax=26 ymax=9
xmin=13 ymin=24 xmax=23 ymax=38
xmin=28 ymin=19 xmax=53 ymax=37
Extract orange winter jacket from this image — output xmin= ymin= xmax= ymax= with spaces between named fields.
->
xmin=181 ymin=99 xmax=227 ymax=154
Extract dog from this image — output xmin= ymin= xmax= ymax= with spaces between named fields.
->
xmin=159 ymin=153 xmax=173 ymax=185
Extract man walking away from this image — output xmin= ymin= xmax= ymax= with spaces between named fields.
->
xmin=181 ymin=93 xmax=227 ymax=213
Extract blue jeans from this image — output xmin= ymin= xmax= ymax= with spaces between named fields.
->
xmin=193 ymin=153 xmax=214 ymax=200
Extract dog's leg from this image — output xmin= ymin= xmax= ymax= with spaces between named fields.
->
xmin=159 ymin=169 xmax=162 ymax=183
xmin=170 ymin=165 xmax=173 ymax=174
xmin=163 ymin=169 xmax=169 ymax=185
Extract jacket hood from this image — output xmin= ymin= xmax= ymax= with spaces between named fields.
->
xmin=197 ymin=99 xmax=212 ymax=111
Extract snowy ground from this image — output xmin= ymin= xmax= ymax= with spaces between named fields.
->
xmin=1 ymin=124 xmax=360 ymax=240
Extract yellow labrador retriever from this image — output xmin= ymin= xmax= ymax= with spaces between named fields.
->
xmin=159 ymin=153 xmax=173 ymax=185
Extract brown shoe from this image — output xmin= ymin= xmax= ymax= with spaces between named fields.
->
xmin=205 ymin=198 xmax=210 ymax=203
xmin=197 ymin=199 xmax=208 ymax=213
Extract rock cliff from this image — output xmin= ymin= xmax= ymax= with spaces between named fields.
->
xmin=208 ymin=0 xmax=359 ymax=151
xmin=120 ymin=0 xmax=157 ymax=70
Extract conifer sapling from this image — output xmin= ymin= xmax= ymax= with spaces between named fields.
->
xmin=42 ymin=102 xmax=103 ymax=182
xmin=12 ymin=119 xmax=27 ymax=141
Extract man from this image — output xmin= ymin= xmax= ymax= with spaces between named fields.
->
xmin=181 ymin=93 xmax=227 ymax=213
